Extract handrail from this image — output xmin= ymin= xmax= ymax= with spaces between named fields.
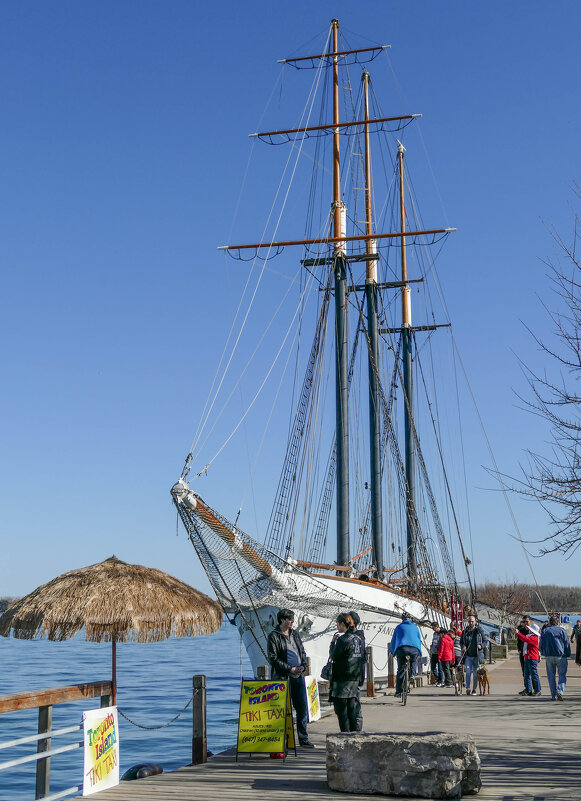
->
xmin=0 ymin=680 xmax=113 ymax=713
xmin=0 ymin=680 xmax=113 ymax=801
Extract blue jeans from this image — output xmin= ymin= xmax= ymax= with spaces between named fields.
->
xmin=544 ymin=655 xmax=567 ymax=698
xmin=523 ymin=659 xmax=541 ymax=694
xmin=430 ymin=654 xmax=444 ymax=684
xmin=465 ymin=656 xmax=479 ymax=691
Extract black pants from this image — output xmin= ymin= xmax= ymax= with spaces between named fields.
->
xmin=519 ymin=652 xmax=526 ymax=687
xmin=289 ymin=676 xmax=309 ymax=743
xmin=396 ymin=646 xmax=420 ymax=693
xmin=332 ymin=695 xmax=361 ymax=732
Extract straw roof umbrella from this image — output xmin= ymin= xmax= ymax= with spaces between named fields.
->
xmin=0 ymin=556 xmax=223 ymax=704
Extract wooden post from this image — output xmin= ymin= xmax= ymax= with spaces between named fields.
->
xmin=256 ymin=664 xmax=269 ymax=680
xmin=388 ymin=645 xmax=395 ymax=689
xmin=35 ymin=704 xmax=52 ymax=800
xmin=192 ymin=675 xmax=207 ymax=765
xmin=366 ymin=646 xmax=375 ymax=697
xmin=306 ymin=657 xmax=311 ymax=675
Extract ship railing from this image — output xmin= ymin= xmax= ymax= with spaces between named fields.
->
xmin=0 ymin=680 xmax=113 ymax=801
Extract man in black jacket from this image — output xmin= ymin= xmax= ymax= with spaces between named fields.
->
xmin=267 ymin=608 xmax=313 ymax=748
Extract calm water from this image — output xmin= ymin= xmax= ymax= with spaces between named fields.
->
xmin=0 ymin=620 xmax=251 ymax=801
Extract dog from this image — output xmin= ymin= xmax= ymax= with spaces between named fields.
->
xmin=477 ymin=666 xmax=491 ymax=695
xmin=452 ymin=666 xmax=464 ymax=696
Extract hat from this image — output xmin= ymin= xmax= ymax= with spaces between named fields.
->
xmin=528 ymin=623 xmax=540 ymax=635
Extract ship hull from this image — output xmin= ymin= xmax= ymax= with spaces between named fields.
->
xmin=231 ymin=573 xmax=448 ymax=679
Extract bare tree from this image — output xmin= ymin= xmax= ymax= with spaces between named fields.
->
xmin=477 ymin=580 xmax=530 ymax=641
xmin=512 ymin=184 xmax=581 ymax=556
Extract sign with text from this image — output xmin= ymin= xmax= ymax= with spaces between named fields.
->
xmin=82 ymin=706 xmax=119 ymax=796
xmin=304 ymin=675 xmax=321 ymax=722
xmin=237 ymin=679 xmax=290 ymax=753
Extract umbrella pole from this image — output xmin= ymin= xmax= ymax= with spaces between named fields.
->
xmin=112 ymin=637 xmax=117 ymax=706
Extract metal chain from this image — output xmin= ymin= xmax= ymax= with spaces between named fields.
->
xmin=117 ymin=694 xmax=194 ymax=730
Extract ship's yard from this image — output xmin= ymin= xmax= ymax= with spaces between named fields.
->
xmin=97 ymin=653 xmax=580 ymax=801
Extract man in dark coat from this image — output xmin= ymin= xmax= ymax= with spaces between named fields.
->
xmin=267 ymin=608 xmax=313 ymax=747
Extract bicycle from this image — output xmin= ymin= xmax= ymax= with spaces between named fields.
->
xmin=401 ymin=655 xmax=414 ymax=706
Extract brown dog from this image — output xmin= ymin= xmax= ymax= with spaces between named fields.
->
xmin=453 ymin=666 xmax=464 ymax=696
xmin=477 ymin=666 xmax=491 ymax=695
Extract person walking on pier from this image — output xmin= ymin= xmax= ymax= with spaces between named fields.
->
xmin=267 ymin=608 xmax=314 ymax=748
xmin=516 ymin=618 xmax=529 ymax=695
xmin=571 ymin=619 xmax=581 ymax=665
xmin=541 ymin=615 xmax=571 ymax=701
xmin=514 ymin=620 xmax=541 ymax=697
xmin=329 ymin=613 xmax=363 ymax=732
xmin=390 ymin=614 xmax=422 ymax=699
xmin=438 ymin=629 xmax=455 ymax=688
xmin=460 ymin=615 xmax=488 ymax=695
xmin=429 ymin=623 xmax=444 ymax=686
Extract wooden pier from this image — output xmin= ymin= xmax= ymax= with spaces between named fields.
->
xmin=97 ymin=654 xmax=581 ymax=801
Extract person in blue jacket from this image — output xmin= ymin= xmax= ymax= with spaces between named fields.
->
xmin=540 ymin=615 xmax=571 ymax=701
xmin=389 ymin=614 xmax=422 ymax=698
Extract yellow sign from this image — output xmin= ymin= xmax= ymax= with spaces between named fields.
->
xmin=82 ymin=706 xmax=119 ymax=796
xmin=237 ymin=679 xmax=293 ymax=753
xmin=304 ymin=675 xmax=321 ymax=722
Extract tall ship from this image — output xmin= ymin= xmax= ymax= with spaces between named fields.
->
xmin=171 ymin=19 xmax=472 ymax=678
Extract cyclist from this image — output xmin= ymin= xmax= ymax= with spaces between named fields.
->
xmin=389 ymin=613 xmax=422 ymax=698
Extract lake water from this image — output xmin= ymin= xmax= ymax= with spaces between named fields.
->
xmin=0 ymin=620 xmax=252 ymax=801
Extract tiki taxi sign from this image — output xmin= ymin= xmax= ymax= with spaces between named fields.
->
xmin=237 ymin=679 xmax=293 ymax=754
xmin=82 ymin=706 xmax=119 ymax=795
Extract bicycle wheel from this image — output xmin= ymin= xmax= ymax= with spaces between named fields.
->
xmin=401 ymin=659 xmax=409 ymax=706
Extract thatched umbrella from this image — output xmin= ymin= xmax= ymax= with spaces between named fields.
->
xmin=0 ymin=556 xmax=223 ymax=704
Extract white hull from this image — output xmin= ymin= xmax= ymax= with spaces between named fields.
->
xmin=232 ymin=573 xmax=448 ymax=679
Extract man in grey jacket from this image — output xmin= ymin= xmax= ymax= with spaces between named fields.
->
xmin=540 ymin=615 xmax=571 ymax=701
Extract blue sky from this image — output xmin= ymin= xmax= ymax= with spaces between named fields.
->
xmin=1 ymin=0 xmax=580 ymax=599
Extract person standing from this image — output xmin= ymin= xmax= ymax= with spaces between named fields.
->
xmin=515 ymin=618 xmax=529 ymax=695
xmin=348 ymin=611 xmax=366 ymax=731
xmin=329 ymin=613 xmax=363 ymax=732
xmin=429 ymin=623 xmax=444 ymax=686
xmin=267 ymin=608 xmax=314 ymax=748
xmin=460 ymin=615 xmax=488 ymax=695
xmin=571 ymin=619 xmax=581 ymax=665
xmin=390 ymin=614 xmax=422 ymax=699
xmin=541 ymin=615 xmax=571 ymax=701
xmin=438 ymin=629 xmax=455 ymax=687
xmin=514 ymin=620 xmax=541 ymax=697
xmin=450 ymin=624 xmax=462 ymax=667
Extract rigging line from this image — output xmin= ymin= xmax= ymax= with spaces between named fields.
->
xmin=414 ymin=346 xmax=464 ymax=588
xmin=200 ymin=267 xmax=321 ymax=471
xmin=188 ymin=49 xmax=329 ymax=464
xmin=190 ymin=68 xmax=286 ymax=459
xmin=448 ymin=331 xmax=549 ymax=614
xmin=416 ymin=232 xmax=547 ymax=609
xmin=193 ymin=260 xmax=308 ymax=459
xmin=237 ymin=289 xmax=313 ymax=518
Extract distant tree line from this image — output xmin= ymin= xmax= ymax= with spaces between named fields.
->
xmin=0 ymin=597 xmax=16 ymax=613
xmin=475 ymin=583 xmax=581 ymax=613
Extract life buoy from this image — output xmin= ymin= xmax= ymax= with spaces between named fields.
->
xmin=121 ymin=763 xmax=163 ymax=781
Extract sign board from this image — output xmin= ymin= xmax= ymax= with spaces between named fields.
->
xmin=237 ymin=679 xmax=293 ymax=754
xmin=82 ymin=706 xmax=119 ymax=796
xmin=304 ymin=676 xmax=321 ymax=722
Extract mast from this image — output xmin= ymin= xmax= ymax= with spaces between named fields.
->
xmin=362 ymin=71 xmax=383 ymax=579
xmin=332 ymin=19 xmax=350 ymax=568
xmin=398 ymin=141 xmax=418 ymax=587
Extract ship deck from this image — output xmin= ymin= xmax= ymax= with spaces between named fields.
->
xmin=98 ymin=653 xmax=580 ymax=801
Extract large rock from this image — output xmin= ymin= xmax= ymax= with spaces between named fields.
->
xmin=326 ymin=732 xmax=481 ymax=798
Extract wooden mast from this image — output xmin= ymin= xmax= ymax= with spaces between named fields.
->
xmin=363 ymin=70 xmax=383 ymax=579
xmin=398 ymin=141 xmax=418 ymax=587
xmin=332 ymin=18 xmax=350 ymax=569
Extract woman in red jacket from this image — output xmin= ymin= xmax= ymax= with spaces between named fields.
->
xmin=515 ymin=622 xmax=541 ymax=696
xmin=438 ymin=629 xmax=455 ymax=688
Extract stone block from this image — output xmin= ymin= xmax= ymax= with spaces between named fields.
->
xmin=326 ymin=732 xmax=481 ymax=798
